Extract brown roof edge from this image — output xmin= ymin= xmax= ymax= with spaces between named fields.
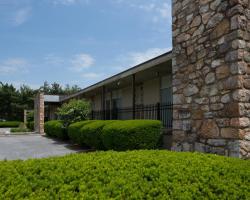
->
xmin=60 ymin=50 xmax=172 ymax=102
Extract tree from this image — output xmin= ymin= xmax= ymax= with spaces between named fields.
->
xmin=57 ymin=99 xmax=91 ymax=127
xmin=64 ymin=84 xmax=81 ymax=95
xmin=40 ymin=81 xmax=50 ymax=94
xmin=0 ymin=81 xmax=81 ymax=121
xmin=0 ymin=82 xmax=20 ymax=120
xmin=50 ymin=82 xmax=63 ymax=95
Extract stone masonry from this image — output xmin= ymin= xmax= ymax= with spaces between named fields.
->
xmin=172 ymin=0 xmax=250 ymax=158
xmin=34 ymin=93 xmax=44 ymax=134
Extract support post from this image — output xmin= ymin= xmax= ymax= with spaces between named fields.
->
xmin=101 ymin=86 xmax=106 ymax=120
xmin=132 ymin=74 xmax=136 ymax=119
xmin=156 ymin=103 xmax=160 ymax=121
xmin=24 ymin=110 xmax=27 ymax=125
xmin=34 ymin=93 xmax=44 ymax=134
xmin=110 ymin=91 xmax=113 ymax=120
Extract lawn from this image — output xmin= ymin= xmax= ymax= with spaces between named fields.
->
xmin=0 ymin=150 xmax=249 ymax=200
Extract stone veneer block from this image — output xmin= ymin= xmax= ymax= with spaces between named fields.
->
xmin=172 ymin=0 xmax=250 ymax=159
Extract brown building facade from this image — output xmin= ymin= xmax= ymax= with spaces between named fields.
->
xmin=35 ymin=0 xmax=250 ymax=159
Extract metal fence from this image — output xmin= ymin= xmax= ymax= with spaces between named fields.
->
xmin=90 ymin=103 xmax=173 ymax=128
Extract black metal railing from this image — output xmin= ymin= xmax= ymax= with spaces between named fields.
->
xmin=90 ymin=103 xmax=173 ymax=128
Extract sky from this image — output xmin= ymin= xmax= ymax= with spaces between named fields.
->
xmin=0 ymin=0 xmax=172 ymax=89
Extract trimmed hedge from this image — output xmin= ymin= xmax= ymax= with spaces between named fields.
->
xmin=68 ymin=120 xmax=162 ymax=150
xmin=0 ymin=121 xmax=21 ymax=128
xmin=68 ymin=120 xmax=96 ymax=145
xmin=102 ymin=120 xmax=162 ymax=150
xmin=80 ymin=120 xmax=117 ymax=149
xmin=44 ymin=120 xmax=67 ymax=140
xmin=0 ymin=151 xmax=249 ymax=199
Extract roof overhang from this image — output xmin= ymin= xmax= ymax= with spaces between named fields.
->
xmin=44 ymin=95 xmax=60 ymax=103
xmin=61 ymin=51 xmax=172 ymax=102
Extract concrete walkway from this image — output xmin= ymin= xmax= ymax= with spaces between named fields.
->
xmin=0 ymin=134 xmax=84 ymax=160
xmin=0 ymin=128 xmax=11 ymax=135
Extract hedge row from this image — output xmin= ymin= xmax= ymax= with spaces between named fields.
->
xmin=0 ymin=151 xmax=249 ymax=199
xmin=0 ymin=121 xmax=21 ymax=128
xmin=45 ymin=120 xmax=162 ymax=150
xmin=44 ymin=120 xmax=68 ymax=140
xmin=102 ymin=120 xmax=162 ymax=150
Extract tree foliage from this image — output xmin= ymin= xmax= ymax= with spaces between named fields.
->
xmin=0 ymin=81 xmax=81 ymax=121
xmin=57 ymin=99 xmax=91 ymax=127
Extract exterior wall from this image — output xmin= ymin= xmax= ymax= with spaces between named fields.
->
xmin=172 ymin=0 xmax=250 ymax=158
xmin=121 ymin=86 xmax=133 ymax=108
xmin=143 ymin=78 xmax=160 ymax=105
xmin=93 ymin=94 xmax=102 ymax=111
xmin=48 ymin=104 xmax=59 ymax=120
xmin=34 ymin=93 xmax=44 ymax=134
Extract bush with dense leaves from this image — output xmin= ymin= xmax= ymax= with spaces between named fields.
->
xmin=67 ymin=120 xmax=96 ymax=145
xmin=102 ymin=120 xmax=162 ymax=150
xmin=44 ymin=120 xmax=67 ymax=140
xmin=10 ymin=122 xmax=30 ymax=133
xmin=57 ymin=99 xmax=91 ymax=127
xmin=0 ymin=121 xmax=21 ymax=128
xmin=80 ymin=120 xmax=117 ymax=149
xmin=0 ymin=151 xmax=249 ymax=199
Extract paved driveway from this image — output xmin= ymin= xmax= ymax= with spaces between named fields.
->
xmin=0 ymin=134 xmax=84 ymax=160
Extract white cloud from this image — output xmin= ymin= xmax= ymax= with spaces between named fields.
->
xmin=153 ymin=3 xmax=172 ymax=23
xmin=81 ymin=72 xmax=104 ymax=79
xmin=44 ymin=54 xmax=64 ymax=65
xmin=117 ymin=47 xmax=171 ymax=69
xmin=52 ymin=0 xmax=89 ymax=5
xmin=5 ymin=81 xmax=40 ymax=90
xmin=0 ymin=58 xmax=29 ymax=74
xmin=70 ymin=53 xmax=95 ymax=72
xmin=13 ymin=7 xmax=32 ymax=26
xmin=112 ymin=0 xmax=172 ymax=23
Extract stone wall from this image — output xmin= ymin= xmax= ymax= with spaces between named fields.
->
xmin=34 ymin=93 xmax=44 ymax=134
xmin=172 ymin=0 xmax=250 ymax=159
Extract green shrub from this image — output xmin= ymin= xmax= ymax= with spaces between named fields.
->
xmin=0 ymin=121 xmax=21 ymax=128
xmin=26 ymin=121 xmax=34 ymax=131
xmin=68 ymin=120 xmax=96 ymax=145
xmin=102 ymin=120 xmax=162 ymax=151
xmin=80 ymin=120 xmax=117 ymax=149
xmin=57 ymin=99 xmax=91 ymax=127
xmin=10 ymin=127 xmax=30 ymax=133
xmin=44 ymin=120 xmax=67 ymax=140
xmin=11 ymin=122 xmax=30 ymax=133
xmin=0 ymin=151 xmax=249 ymax=199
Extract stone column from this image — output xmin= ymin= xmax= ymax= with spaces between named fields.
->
xmin=24 ymin=110 xmax=27 ymax=125
xmin=34 ymin=93 xmax=44 ymax=134
xmin=172 ymin=0 xmax=250 ymax=159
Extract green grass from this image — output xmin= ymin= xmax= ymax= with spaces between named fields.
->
xmin=0 ymin=150 xmax=249 ymax=199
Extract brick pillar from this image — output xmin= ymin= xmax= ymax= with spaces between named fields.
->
xmin=34 ymin=93 xmax=44 ymax=134
xmin=172 ymin=0 xmax=250 ymax=159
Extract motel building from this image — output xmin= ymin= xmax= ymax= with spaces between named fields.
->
xmin=34 ymin=0 xmax=250 ymax=159
xmin=35 ymin=52 xmax=173 ymax=148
